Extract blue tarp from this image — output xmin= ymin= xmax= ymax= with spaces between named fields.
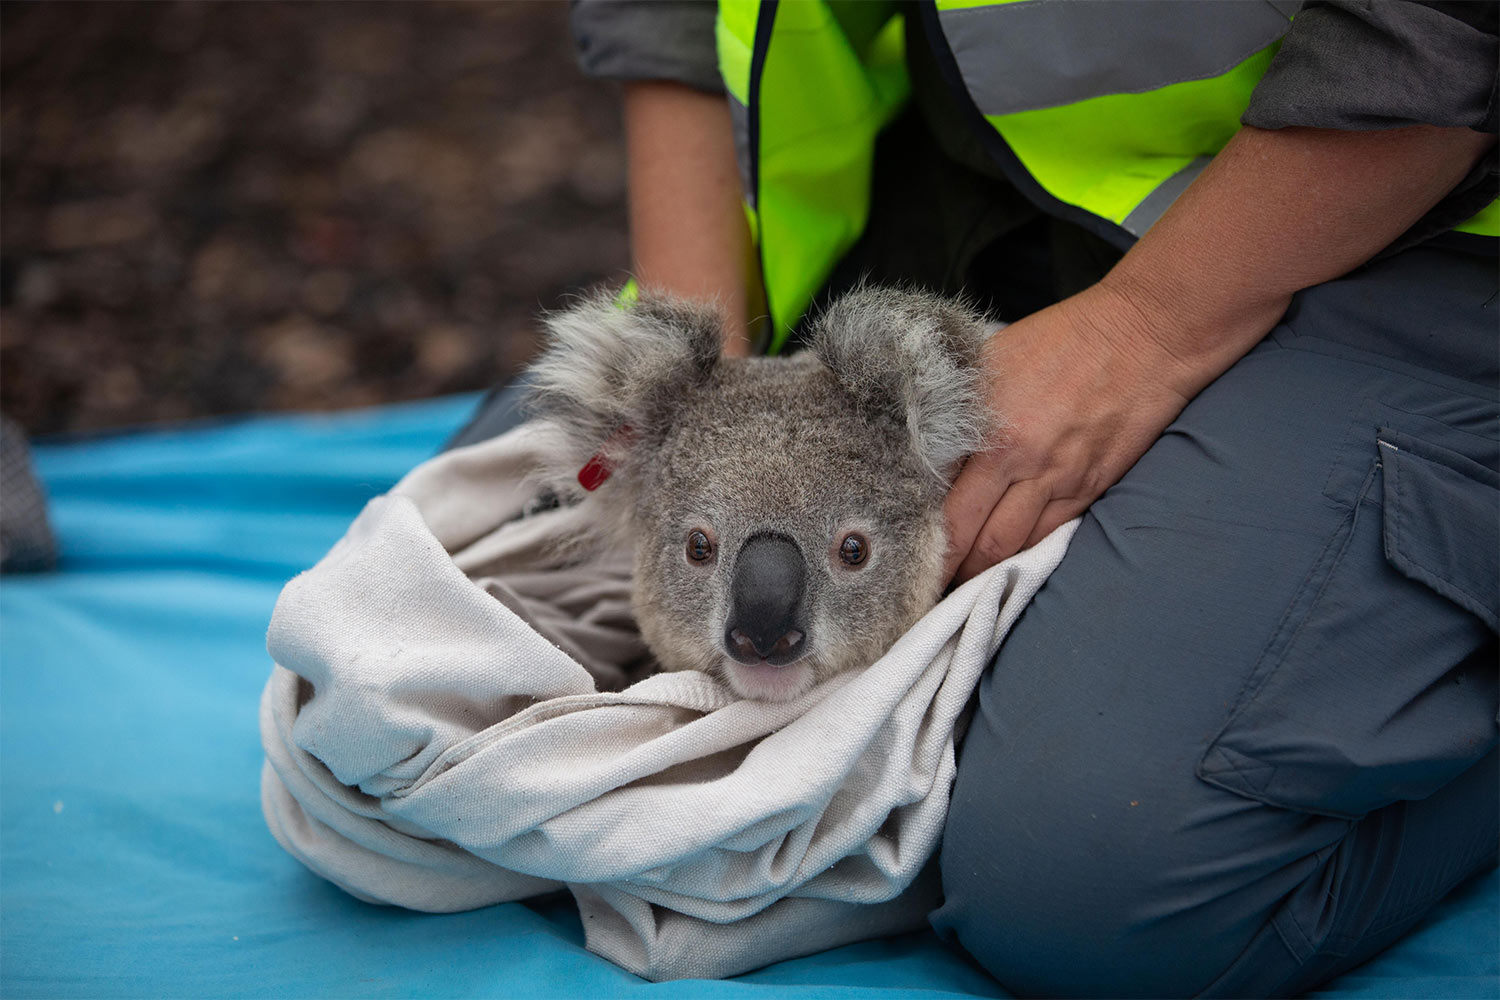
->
xmin=2 ymin=396 xmax=1495 ymax=998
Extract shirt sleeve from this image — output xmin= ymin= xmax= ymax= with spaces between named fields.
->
xmin=1243 ymin=1 xmax=1498 ymax=132
xmin=569 ymin=0 xmax=723 ymax=94
xmin=1243 ymin=1 xmax=1497 ymax=252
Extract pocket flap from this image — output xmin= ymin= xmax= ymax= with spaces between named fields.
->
xmin=1378 ymin=428 xmax=1498 ymax=632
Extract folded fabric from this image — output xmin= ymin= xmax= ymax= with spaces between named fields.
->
xmin=260 ymin=423 xmax=1077 ymax=981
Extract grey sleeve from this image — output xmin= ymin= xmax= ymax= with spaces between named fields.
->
xmin=1243 ymin=2 xmax=1497 ymax=252
xmin=570 ymin=0 xmax=723 ymax=94
xmin=1243 ymin=1 xmax=1498 ymax=132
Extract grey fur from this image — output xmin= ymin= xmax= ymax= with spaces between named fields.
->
xmin=807 ymin=286 xmax=997 ymax=480
xmin=524 ymin=287 xmax=997 ymax=701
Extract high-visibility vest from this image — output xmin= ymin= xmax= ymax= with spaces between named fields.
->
xmin=718 ymin=0 xmax=1500 ymax=351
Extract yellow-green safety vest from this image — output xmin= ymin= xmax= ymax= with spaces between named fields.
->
xmin=717 ymin=0 xmax=1500 ymax=351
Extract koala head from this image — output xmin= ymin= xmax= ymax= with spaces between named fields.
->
xmin=524 ymin=287 xmax=995 ymax=701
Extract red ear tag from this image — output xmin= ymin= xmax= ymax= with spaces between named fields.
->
xmin=577 ymin=424 xmax=634 ymax=491
xmin=577 ymin=452 xmax=612 ymax=491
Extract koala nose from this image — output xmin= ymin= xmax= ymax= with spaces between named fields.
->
xmin=724 ymin=533 xmax=808 ymax=666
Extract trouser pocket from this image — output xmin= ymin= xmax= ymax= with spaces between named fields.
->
xmin=1197 ymin=426 xmax=1499 ymax=819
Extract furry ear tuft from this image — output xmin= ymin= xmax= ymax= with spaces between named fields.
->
xmin=524 ymin=290 xmax=724 ymax=499
xmin=808 ymin=286 xmax=997 ymax=479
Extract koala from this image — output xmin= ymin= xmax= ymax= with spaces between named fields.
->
xmin=523 ymin=287 xmax=996 ymax=702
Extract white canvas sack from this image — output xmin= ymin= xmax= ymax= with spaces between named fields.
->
xmin=260 ymin=422 xmax=1077 ymax=981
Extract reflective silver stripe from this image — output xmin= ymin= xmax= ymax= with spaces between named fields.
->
xmin=728 ymin=94 xmax=754 ymax=208
xmin=940 ymin=0 xmax=1295 ymax=117
xmin=1120 ymin=155 xmax=1210 ymax=236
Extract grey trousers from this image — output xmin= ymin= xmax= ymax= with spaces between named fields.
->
xmin=932 ymin=244 xmax=1499 ymax=998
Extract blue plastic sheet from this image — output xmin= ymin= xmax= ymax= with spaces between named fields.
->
xmin=2 ymin=397 xmax=1494 ymax=998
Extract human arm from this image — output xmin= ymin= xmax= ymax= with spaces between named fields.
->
xmin=568 ymin=0 xmax=761 ymax=354
xmin=942 ymin=121 xmax=1497 ymax=582
xmin=622 ymin=81 xmax=761 ymax=356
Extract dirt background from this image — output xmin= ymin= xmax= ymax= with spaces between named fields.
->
xmin=1 ymin=1 xmax=629 ymax=436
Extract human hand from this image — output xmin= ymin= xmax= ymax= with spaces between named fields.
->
xmin=941 ymin=281 xmax=1198 ymax=583
xmin=940 ymin=123 xmax=1497 ymax=584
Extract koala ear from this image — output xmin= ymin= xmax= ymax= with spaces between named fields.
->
xmin=524 ymin=290 xmax=723 ymax=493
xmin=809 ymin=287 xmax=997 ymax=479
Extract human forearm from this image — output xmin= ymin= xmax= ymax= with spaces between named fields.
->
xmin=943 ymin=122 xmax=1495 ymax=580
xmin=1094 ymin=124 xmax=1496 ymax=401
xmin=623 ymin=81 xmax=762 ymax=355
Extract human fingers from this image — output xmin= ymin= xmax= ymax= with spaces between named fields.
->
xmin=941 ymin=450 xmax=1013 ymax=583
xmin=1023 ymin=496 xmax=1090 ymax=551
xmin=953 ymin=477 xmax=1052 ymax=583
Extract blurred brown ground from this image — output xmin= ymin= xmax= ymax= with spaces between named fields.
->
xmin=0 ymin=0 xmax=629 ymax=436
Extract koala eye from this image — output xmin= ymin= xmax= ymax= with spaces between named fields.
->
xmin=838 ymin=533 xmax=869 ymax=567
xmin=686 ymin=530 xmax=715 ymax=563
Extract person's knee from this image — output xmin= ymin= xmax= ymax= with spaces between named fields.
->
xmin=930 ymin=686 xmax=1287 ymax=998
xmin=933 ymin=771 xmax=1219 ymax=996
